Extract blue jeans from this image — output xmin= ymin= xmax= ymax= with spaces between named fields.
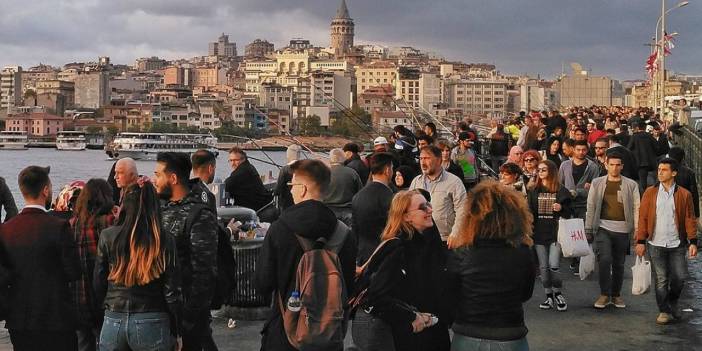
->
xmin=451 ymin=334 xmax=529 ymax=351
xmin=534 ymin=243 xmax=562 ymax=292
xmin=647 ymin=244 xmax=689 ymax=314
xmin=99 ymin=311 xmax=173 ymax=351
xmin=351 ymin=309 xmax=395 ymax=351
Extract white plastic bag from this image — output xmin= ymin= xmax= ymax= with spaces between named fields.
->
xmin=631 ymin=256 xmax=651 ymax=295
xmin=557 ymin=218 xmax=590 ymax=257
xmin=579 ymin=245 xmax=595 ymax=280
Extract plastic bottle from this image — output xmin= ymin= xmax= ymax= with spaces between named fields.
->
xmin=287 ymin=291 xmax=301 ymax=312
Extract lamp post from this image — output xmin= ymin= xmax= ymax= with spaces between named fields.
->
xmin=654 ymin=0 xmax=688 ymax=115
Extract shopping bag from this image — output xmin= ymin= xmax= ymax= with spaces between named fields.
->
xmin=579 ymin=245 xmax=595 ymax=280
xmin=631 ymin=256 xmax=651 ymax=295
xmin=557 ymin=218 xmax=590 ymax=257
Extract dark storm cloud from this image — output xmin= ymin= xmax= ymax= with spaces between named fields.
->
xmin=0 ymin=0 xmax=697 ymax=79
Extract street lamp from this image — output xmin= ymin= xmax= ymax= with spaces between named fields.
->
xmin=653 ymin=0 xmax=688 ymax=114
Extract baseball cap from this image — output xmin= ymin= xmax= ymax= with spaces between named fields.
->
xmin=373 ymin=136 xmax=388 ymax=146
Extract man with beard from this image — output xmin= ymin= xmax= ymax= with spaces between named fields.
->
xmin=410 ymin=145 xmax=467 ymax=246
xmin=154 ymin=152 xmax=219 ymax=350
xmin=191 ymin=149 xmax=218 ymax=211
xmin=0 ymin=166 xmax=80 ymax=350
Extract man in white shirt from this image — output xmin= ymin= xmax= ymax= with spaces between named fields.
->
xmin=635 ymin=158 xmax=697 ymax=325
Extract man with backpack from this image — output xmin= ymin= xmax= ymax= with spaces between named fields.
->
xmin=154 ymin=152 xmax=219 ymax=350
xmin=256 ymin=159 xmax=357 ymax=351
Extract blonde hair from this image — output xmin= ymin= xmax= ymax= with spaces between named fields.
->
xmin=453 ymin=180 xmax=534 ymax=248
xmin=380 ymin=190 xmax=423 ymax=241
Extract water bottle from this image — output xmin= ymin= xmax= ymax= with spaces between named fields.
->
xmin=287 ymin=291 xmax=301 ymax=312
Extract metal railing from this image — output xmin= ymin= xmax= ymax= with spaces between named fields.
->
xmin=672 ymin=125 xmax=702 ymax=199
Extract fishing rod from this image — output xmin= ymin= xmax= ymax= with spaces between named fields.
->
xmin=307 ymin=82 xmax=382 ymax=139
xmin=218 ymin=134 xmax=282 ymax=169
xmin=250 ymin=106 xmax=329 ymax=159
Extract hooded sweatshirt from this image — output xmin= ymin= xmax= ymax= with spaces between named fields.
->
xmin=255 ymin=199 xmax=357 ymax=350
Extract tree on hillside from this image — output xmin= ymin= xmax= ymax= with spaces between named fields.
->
xmin=330 ymin=105 xmax=373 ymax=138
xmin=298 ymin=115 xmax=324 ymax=136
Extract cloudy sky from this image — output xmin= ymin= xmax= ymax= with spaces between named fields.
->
xmin=0 ymin=0 xmax=697 ymax=80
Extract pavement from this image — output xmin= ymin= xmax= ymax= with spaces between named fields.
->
xmin=1 ymin=255 xmax=700 ymax=350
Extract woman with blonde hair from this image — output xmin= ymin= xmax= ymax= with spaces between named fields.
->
xmin=94 ymin=179 xmax=182 ymax=351
xmin=351 ymin=189 xmax=450 ymax=351
xmin=448 ymin=180 xmax=535 ymax=351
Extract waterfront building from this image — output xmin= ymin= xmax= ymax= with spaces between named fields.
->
xmin=1 ymin=66 xmax=23 ymax=114
xmin=5 ymin=111 xmax=64 ymax=136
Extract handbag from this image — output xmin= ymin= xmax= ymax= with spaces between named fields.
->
xmin=347 ymin=238 xmax=399 ymax=313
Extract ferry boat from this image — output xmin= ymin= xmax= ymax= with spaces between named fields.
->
xmin=56 ymin=131 xmax=87 ymax=151
xmin=0 ymin=131 xmax=28 ymax=150
xmin=106 ymin=132 xmax=219 ymax=160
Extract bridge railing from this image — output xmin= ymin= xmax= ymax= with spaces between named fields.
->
xmin=673 ymin=125 xmax=702 ymax=199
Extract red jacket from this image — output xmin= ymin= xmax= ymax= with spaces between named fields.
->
xmin=636 ymin=185 xmax=698 ymax=246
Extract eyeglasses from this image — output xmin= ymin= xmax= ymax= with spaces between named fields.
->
xmin=537 ymin=168 xmax=549 ymax=173
xmin=408 ymin=202 xmax=432 ymax=213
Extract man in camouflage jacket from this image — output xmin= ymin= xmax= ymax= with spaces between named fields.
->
xmin=154 ymin=152 xmax=219 ymax=350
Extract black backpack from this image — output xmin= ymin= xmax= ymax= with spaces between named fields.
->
xmin=184 ymin=204 xmax=237 ymax=309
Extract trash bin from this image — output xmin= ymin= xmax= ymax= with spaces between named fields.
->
xmin=231 ymin=238 xmax=269 ymax=307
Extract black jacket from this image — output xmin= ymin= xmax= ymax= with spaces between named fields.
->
xmin=274 ymin=164 xmax=295 ymax=211
xmin=94 ymin=225 xmax=182 ymax=334
xmin=615 ymin=131 xmax=631 ymax=148
xmin=676 ymin=165 xmax=700 ymax=217
xmin=607 ymin=145 xmax=638 ymax=181
xmin=161 ymin=183 xmax=218 ymax=324
xmin=256 ymin=200 xmax=357 ymax=351
xmin=447 ymin=240 xmax=535 ymax=341
xmin=627 ymin=131 xmax=659 ymax=170
xmin=489 ymin=133 xmax=511 ymax=157
xmin=654 ymin=134 xmax=670 ymax=156
xmin=0 ymin=208 xmax=80 ymax=331
xmin=351 ymin=181 xmax=394 ymax=265
xmin=225 ymin=160 xmax=273 ymax=211
xmin=361 ymin=226 xmax=450 ymax=351
xmin=0 ymin=177 xmax=17 ymax=223
xmin=344 ymin=154 xmax=370 ymax=184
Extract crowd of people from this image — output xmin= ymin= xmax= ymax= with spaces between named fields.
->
xmin=0 ymin=104 xmax=698 ymax=351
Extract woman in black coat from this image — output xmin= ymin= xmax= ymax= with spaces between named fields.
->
xmin=351 ymin=190 xmax=450 ymax=351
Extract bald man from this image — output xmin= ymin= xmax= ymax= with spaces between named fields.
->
xmin=114 ymin=158 xmax=138 ymax=202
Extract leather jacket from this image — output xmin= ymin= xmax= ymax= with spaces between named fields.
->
xmin=94 ymin=225 xmax=183 ymax=334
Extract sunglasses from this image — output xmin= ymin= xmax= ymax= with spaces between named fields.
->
xmin=409 ymin=202 xmax=432 ymax=213
xmin=524 ymin=158 xmax=537 ymax=162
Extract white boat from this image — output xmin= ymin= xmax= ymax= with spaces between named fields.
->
xmin=56 ymin=131 xmax=87 ymax=151
xmin=0 ymin=131 xmax=28 ymax=150
xmin=106 ymin=132 xmax=219 ymax=160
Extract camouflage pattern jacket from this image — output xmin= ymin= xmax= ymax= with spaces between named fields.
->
xmin=161 ymin=180 xmax=218 ymax=322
